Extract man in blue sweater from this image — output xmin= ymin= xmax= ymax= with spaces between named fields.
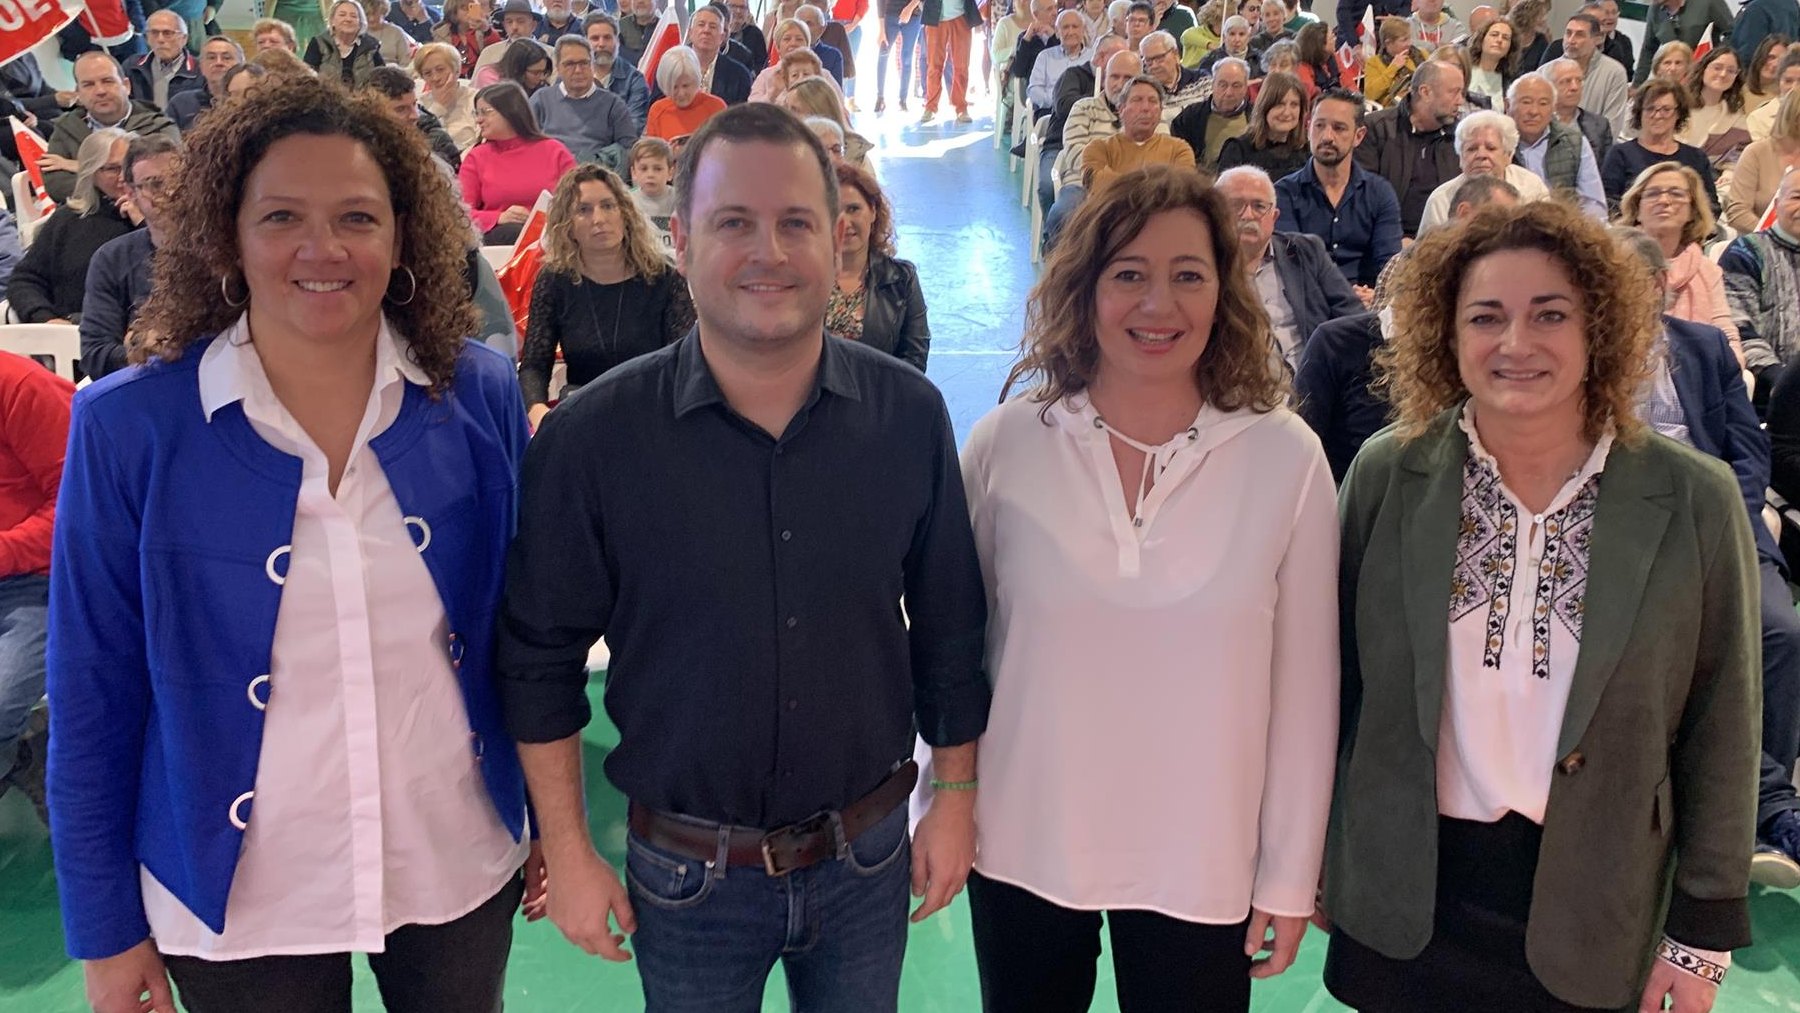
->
xmin=529 ymin=35 xmax=640 ymax=169
xmin=79 ymin=134 xmax=180 ymax=380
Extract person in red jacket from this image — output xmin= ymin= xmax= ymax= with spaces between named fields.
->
xmin=0 ymin=350 xmax=73 ymax=826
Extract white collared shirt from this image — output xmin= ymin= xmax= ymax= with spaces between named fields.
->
xmin=952 ymin=394 xmax=1340 ymax=922
xmin=1438 ymin=404 xmax=1613 ymax=824
xmin=142 ymin=316 xmax=526 ymax=959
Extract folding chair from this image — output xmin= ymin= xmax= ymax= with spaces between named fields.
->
xmin=0 ymin=323 xmax=81 ymax=383
xmin=12 ymin=172 xmax=47 ymax=247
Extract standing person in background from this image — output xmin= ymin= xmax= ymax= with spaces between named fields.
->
xmin=965 ymin=162 xmax=1336 ymax=1013
xmin=834 ymin=0 xmax=871 ymax=109
xmin=497 ymin=102 xmax=989 ymax=1013
xmin=519 ymin=164 xmax=692 ymax=425
xmin=876 ymin=0 xmax=924 ymax=113
xmin=1735 ymin=0 xmax=1800 ymax=72
xmin=832 ymin=164 xmax=930 ymax=369
xmin=1636 ymin=0 xmax=1735 ymax=85
xmin=0 ymin=349 xmax=72 ymax=830
xmin=922 ymin=0 xmax=982 ymax=123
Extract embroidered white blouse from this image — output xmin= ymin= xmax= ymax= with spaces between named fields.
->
xmin=953 ymin=394 xmax=1340 ymax=922
xmin=141 ymin=319 xmax=527 ymax=959
xmin=1438 ymin=406 xmax=1613 ymax=825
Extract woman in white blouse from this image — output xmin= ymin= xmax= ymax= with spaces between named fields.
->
xmin=414 ymin=41 xmax=481 ymax=152
xmin=1323 ymin=200 xmax=1760 ymax=1013
xmin=950 ymin=163 xmax=1339 ymax=1011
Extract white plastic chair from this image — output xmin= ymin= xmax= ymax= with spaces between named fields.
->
xmin=11 ymin=172 xmax=46 ymax=247
xmin=991 ymin=67 xmax=1007 ymax=151
xmin=480 ymin=245 xmax=514 ymax=270
xmin=1024 ymin=118 xmax=1048 ymax=248
xmin=0 ymin=323 xmax=81 ymax=382
xmin=1009 ymin=77 xmax=1031 ymax=172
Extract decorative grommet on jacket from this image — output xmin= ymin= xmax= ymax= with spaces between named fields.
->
xmin=404 ymin=515 xmax=432 ymax=552
xmin=229 ymin=790 xmax=254 ymax=830
xmin=247 ymin=674 xmax=271 ymax=711
xmin=265 ymin=545 xmax=291 ymax=585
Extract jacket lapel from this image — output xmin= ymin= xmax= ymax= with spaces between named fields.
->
xmin=1400 ymin=415 xmax=1468 ymax=750
xmin=1557 ymin=444 xmax=1672 ymax=756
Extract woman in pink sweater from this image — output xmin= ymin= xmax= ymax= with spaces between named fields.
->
xmin=459 ymin=81 xmax=576 ymax=244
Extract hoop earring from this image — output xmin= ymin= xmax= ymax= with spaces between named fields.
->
xmin=386 ymin=266 xmax=417 ymax=306
xmin=220 ymin=271 xmax=249 ymax=308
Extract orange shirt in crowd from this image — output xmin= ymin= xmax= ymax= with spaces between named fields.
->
xmin=647 ymin=93 xmax=728 ymax=142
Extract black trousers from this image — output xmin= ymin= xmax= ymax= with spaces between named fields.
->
xmin=162 ymin=875 xmax=523 ymax=1013
xmin=1757 ymin=557 xmax=1800 ymax=831
xmin=967 ymin=869 xmax=1253 ymax=1013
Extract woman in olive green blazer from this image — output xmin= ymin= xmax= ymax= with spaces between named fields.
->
xmin=1323 ymin=201 xmax=1761 ymax=1012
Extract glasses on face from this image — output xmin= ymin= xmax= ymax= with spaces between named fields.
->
xmin=1645 ymin=102 xmax=1678 ymax=116
xmin=1641 ymin=186 xmax=1688 ymax=204
xmin=129 ymin=176 xmax=169 ymax=196
xmin=146 ymin=28 xmax=182 ymax=38
xmin=1227 ymin=197 xmax=1274 ymax=217
xmin=97 ymin=163 xmax=123 ymax=177
xmin=560 ymin=59 xmax=591 ymax=70
xmin=1146 ymin=47 xmax=1176 ymax=63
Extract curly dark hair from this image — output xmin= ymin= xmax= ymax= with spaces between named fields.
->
xmin=1003 ymin=163 xmax=1285 ymax=415
xmin=131 ymin=75 xmax=479 ymax=393
xmin=834 ymin=162 xmax=895 ymax=259
xmin=1377 ymin=200 xmax=1657 ymax=445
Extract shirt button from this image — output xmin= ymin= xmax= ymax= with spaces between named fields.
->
xmin=780 ymin=530 xmax=792 ymax=541
xmin=786 ymin=616 xmax=798 ymax=629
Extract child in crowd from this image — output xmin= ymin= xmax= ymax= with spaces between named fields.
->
xmin=629 ymin=137 xmax=676 ymax=249
xmin=1363 ymin=16 xmax=1426 ymax=105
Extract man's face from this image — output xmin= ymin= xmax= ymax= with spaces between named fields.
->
xmin=145 ymin=12 xmax=187 ymax=62
xmin=1218 ymin=174 xmax=1277 ymax=259
xmin=199 ymin=40 xmax=241 ymax=88
xmin=798 ymin=7 xmax=825 ymax=38
xmin=1308 ymin=97 xmax=1362 ymax=166
xmin=631 ymin=0 xmax=654 ymax=16
xmin=1563 ymin=21 xmax=1595 ymax=61
xmin=1103 ymin=52 xmax=1143 ymax=99
xmin=1421 ymin=64 xmax=1464 ymax=124
xmin=559 ymin=44 xmax=595 ymax=90
xmin=588 ymin=21 xmax=618 ymax=62
xmin=1141 ymin=36 xmax=1180 ymax=87
xmin=1031 ymin=0 xmax=1057 ymax=31
xmin=1453 ymin=189 xmax=1518 ymax=220
xmin=1120 ymin=82 xmax=1162 ymax=137
xmin=385 ymin=87 xmax=420 ymax=123
xmin=1508 ymin=77 xmax=1554 ymax=140
xmin=1598 ymin=1 xmax=1619 ymax=35
xmin=126 ymin=152 xmax=177 ymax=235
xmin=75 ymin=56 xmax=130 ymax=123
xmin=1125 ymin=10 xmax=1152 ymax=42
xmin=1212 ymin=63 xmax=1248 ymax=111
xmin=1549 ymin=63 xmax=1582 ymax=111
xmin=503 ymin=11 xmax=536 ymax=37
xmin=547 ymin=0 xmax=571 ymax=21
xmin=1057 ymin=13 xmax=1086 ymax=51
xmin=670 ymin=139 xmax=844 ymax=353
xmin=689 ymin=9 xmax=726 ymax=55
xmin=726 ymin=0 xmax=751 ymax=31
xmin=1415 ymin=0 xmax=1443 ymax=18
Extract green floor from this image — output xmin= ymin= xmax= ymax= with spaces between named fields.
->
xmin=4 ymin=678 xmax=1800 ymax=1011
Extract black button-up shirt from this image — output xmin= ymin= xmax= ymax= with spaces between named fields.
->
xmin=496 ymin=330 xmax=990 ymax=828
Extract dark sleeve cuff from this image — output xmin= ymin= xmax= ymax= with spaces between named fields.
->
xmin=915 ymin=665 xmax=991 ymax=748
xmin=1665 ymin=889 xmax=1753 ymax=952
xmin=498 ymin=670 xmax=593 ymax=744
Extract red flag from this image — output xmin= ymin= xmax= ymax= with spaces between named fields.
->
xmin=0 ymin=0 xmax=130 ymax=68
xmin=1693 ymin=40 xmax=1711 ymax=61
xmin=1336 ymin=42 xmax=1361 ymax=89
xmin=1757 ymin=167 xmax=1791 ymax=232
xmin=496 ymin=191 xmax=553 ymax=338
xmin=637 ymin=3 xmax=684 ymax=89
xmin=78 ymin=0 xmax=133 ymax=47
xmin=11 ymin=117 xmax=56 ymax=215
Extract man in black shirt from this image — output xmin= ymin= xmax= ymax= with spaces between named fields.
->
xmin=496 ymin=103 xmax=989 ymax=1010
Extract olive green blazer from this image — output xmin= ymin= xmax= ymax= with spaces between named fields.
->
xmin=1325 ymin=410 xmax=1761 ymax=1009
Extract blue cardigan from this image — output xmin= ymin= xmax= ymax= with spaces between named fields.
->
xmin=47 ymin=335 xmax=532 ymax=961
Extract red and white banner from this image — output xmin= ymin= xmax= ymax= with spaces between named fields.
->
xmin=1757 ymin=167 xmax=1791 ymax=233
xmin=496 ymin=190 xmax=553 ymax=337
xmin=637 ymin=2 xmax=684 ymax=88
xmin=11 ymin=116 xmax=56 ymax=215
xmin=0 ymin=0 xmax=132 ymax=70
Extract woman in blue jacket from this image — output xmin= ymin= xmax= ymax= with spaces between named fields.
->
xmin=48 ymin=77 xmax=541 ymax=1013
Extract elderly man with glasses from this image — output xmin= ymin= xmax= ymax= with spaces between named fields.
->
xmin=1138 ymin=29 xmax=1208 ymax=121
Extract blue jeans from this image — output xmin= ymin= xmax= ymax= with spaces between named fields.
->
xmin=628 ymin=802 xmax=912 ymax=1013
xmin=0 ymin=574 xmax=49 ymax=776
xmin=845 ymin=24 xmax=864 ymax=97
xmin=877 ymin=15 xmax=923 ymax=102
xmin=1044 ymin=183 xmax=1086 ymax=251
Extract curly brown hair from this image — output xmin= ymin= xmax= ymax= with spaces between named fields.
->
xmin=1377 ymin=200 xmax=1657 ymax=445
xmin=131 ymin=76 xmax=479 ymax=393
xmin=834 ymin=162 xmax=894 ymax=259
xmin=1003 ymin=164 xmax=1284 ymax=414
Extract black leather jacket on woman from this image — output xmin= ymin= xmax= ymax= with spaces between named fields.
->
xmin=858 ymin=252 xmax=930 ymax=371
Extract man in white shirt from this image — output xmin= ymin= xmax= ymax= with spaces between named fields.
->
xmin=1562 ymin=11 xmax=1630 ymax=140
xmin=1028 ymin=10 xmax=1090 ymax=113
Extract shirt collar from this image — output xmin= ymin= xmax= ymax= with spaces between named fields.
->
xmin=671 ymin=327 xmax=863 ymax=419
xmin=199 ymin=313 xmax=428 ymax=423
xmin=559 ymin=79 xmax=596 ymax=98
xmin=1458 ymin=400 xmax=1614 ymax=490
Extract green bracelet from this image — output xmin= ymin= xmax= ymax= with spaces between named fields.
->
xmin=930 ymin=778 xmax=979 ymax=791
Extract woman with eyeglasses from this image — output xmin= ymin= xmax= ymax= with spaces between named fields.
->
xmin=1680 ymin=47 xmax=1753 ymax=199
xmin=459 ymin=81 xmax=576 ymax=244
xmin=1602 ymin=77 xmax=1719 ymax=215
xmin=1618 ymin=161 xmax=1744 ymax=363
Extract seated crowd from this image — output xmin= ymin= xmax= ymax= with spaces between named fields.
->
xmin=5 ymin=2 xmax=1800 ymax=1013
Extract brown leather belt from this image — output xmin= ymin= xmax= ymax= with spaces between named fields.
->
xmin=627 ymin=760 xmax=918 ymax=877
